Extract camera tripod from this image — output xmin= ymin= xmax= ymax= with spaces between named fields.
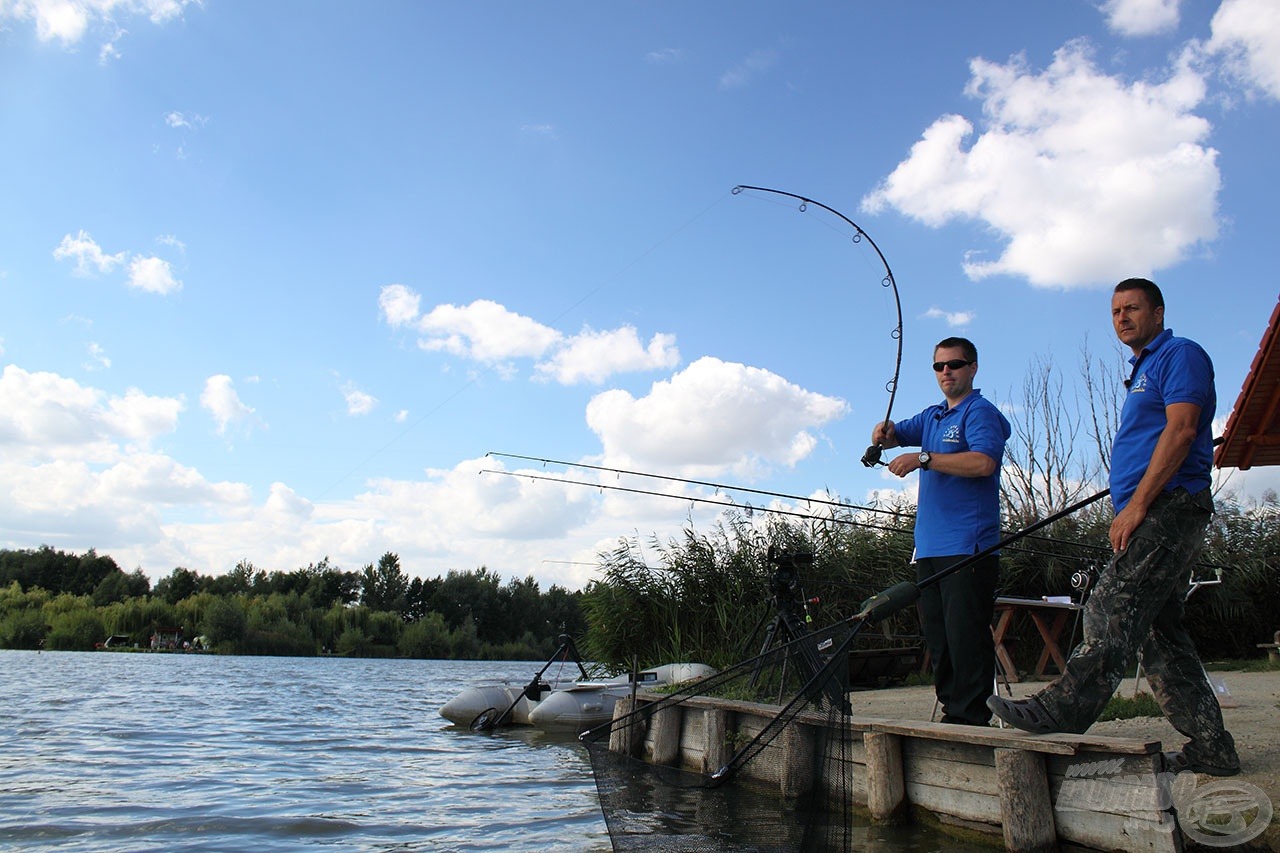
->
xmin=748 ymin=547 xmax=839 ymax=705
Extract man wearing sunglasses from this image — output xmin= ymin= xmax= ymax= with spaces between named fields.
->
xmin=988 ymin=279 xmax=1239 ymax=777
xmin=870 ymin=336 xmax=1011 ymax=727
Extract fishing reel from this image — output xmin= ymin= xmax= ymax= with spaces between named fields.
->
xmin=1071 ymin=563 xmax=1100 ymax=595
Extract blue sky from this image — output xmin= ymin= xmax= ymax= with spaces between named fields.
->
xmin=2 ymin=0 xmax=1277 ymax=590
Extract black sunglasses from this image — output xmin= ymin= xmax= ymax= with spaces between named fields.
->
xmin=933 ymin=358 xmax=973 ymax=372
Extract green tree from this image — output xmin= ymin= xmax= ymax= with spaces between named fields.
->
xmin=202 ymin=597 xmax=248 ymax=647
xmin=399 ymin=612 xmax=452 ymax=658
xmin=360 ymin=552 xmax=409 ymax=614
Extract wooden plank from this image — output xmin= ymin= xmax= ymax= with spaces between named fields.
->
xmin=905 ymin=778 xmax=1003 ymax=823
xmin=870 ymin=720 xmax=1078 ymax=754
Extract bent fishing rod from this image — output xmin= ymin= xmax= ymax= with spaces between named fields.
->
xmin=732 ymin=185 xmax=902 ymax=468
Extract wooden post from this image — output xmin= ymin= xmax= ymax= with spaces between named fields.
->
xmin=702 ymin=708 xmax=731 ymax=775
xmin=995 ymin=747 xmax=1057 ymax=852
xmin=608 ymin=696 xmax=645 ymax=757
xmin=650 ymin=703 xmax=682 ymax=766
xmin=779 ymin=721 xmax=814 ymax=798
xmin=864 ymin=731 xmax=907 ymax=824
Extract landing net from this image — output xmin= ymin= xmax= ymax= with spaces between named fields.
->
xmin=581 ymin=616 xmax=868 ymax=851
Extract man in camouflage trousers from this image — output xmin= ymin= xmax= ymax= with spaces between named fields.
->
xmin=988 ymin=278 xmax=1240 ymax=777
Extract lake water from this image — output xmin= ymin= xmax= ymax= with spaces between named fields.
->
xmin=0 ymin=651 xmax=975 ymax=852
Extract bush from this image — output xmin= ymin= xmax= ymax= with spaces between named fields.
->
xmin=0 ymin=609 xmax=47 ymax=649
xmin=400 ymin=613 xmax=451 ymax=659
xmin=45 ymin=608 xmax=106 ymax=651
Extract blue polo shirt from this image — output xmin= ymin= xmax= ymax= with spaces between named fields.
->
xmin=893 ymin=390 xmax=1011 ymax=558
xmin=1109 ymin=328 xmax=1215 ymax=512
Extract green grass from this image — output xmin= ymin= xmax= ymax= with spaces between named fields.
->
xmin=1097 ymin=691 xmax=1162 ymax=721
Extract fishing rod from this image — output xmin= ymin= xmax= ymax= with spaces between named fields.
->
xmin=855 ymin=487 xmax=1113 ymax=623
xmin=480 ymin=468 xmax=871 ymax=527
xmin=487 ymin=450 xmax=911 ymax=520
xmin=482 ymin=468 xmax=1115 ymax=576
xmin=486 ymin=451 xmax=1233 ymax=573
xmin=731 ymin=185 xmax=902 ymax=468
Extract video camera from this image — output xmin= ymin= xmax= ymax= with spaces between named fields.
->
xmin=766 ymin=545 xmax=814 ymax=600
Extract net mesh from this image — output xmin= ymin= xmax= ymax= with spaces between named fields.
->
xmin=581 ymin=616 xmax=869 ymax=851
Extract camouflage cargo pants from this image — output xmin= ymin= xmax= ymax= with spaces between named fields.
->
xmin=1034 ymin=487 xmax=1238 ymax=765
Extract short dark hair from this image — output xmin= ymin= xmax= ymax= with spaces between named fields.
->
xmin=1114 ymin=277 xmax=1164 ymax=310
xmin=935 ymin=336 xmax=977 ymax=363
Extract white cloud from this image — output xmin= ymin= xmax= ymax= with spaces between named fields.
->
xmin=519 ymin=123 xmax=556 ymax=138
xmin=646 ymin=47 xmax=686 ymax=64
xmin=720 ymin=48 xmax=778 ymax=89
xmin=54 ymin=232 xmax=183 ymax=294
xmin=418 ymin=299 xmax=563 ymax=362
xmin=84 ymin=341 xmax=111 ymax=371
xmin=923 ymin=307 xmax=974 ymax=328
xmin=1205 ymin=0 xmax=1280 ymax=101
xmin=164 ymin=110 xmax=208 ymax=129
xmin=127 ymin=255 xmax=182 ymax=294
xmin=585 ymin=356 xmax=848 ymax=475
xmin=342 ymin=382 xmax=377 ymax=416
xmin=1100 ymin=0 xmax=1181 ymax=37
xmin=383 ymin=289 xmax=681 ymax=385
xmin=53 ymin=230 xmax=126 ymax=275
xmin=379 ymin=283 xmax=421 ymax=327
xmin=0 ymin=0 xmax=196 ymax=47
xmin=200 ymin=375 xmax=254 ymax=435
xmin=0 ymin=365 xmax=181 ymax=461
xmin=535 ymin=326 xmax=680 ymax=385
xmin=862 ymin=41 xmax=1218 ymax=288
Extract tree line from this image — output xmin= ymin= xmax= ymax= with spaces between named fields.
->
xmin=0 ymin=547 xmax=585 ymax=659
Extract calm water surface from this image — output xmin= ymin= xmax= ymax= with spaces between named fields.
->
xmin=0 ymin=651 xmax=978 ymax=852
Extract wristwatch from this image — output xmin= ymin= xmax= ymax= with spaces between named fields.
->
xmin=918 ymin=451 xmax=931 ymax=470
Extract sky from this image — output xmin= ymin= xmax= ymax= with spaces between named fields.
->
xmin=1 ymin=0 xmax=1278 ymax=591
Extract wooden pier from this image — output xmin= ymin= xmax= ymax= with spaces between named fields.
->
xmin=611 ymin=693 xmax=1179 ymax=852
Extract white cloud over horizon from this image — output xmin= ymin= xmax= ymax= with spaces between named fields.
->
xmin=585 ymin=356 xmax=848 ymax=476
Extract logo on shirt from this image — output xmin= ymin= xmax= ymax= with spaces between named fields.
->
xmin=1130 ymin=372 xmax=1149 ymax=393
xmin=942 ymin=425 xmax=962 ymax=444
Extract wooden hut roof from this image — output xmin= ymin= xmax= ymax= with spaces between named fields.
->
xmin=1215 ymin=297 xmax=1280 ymax=470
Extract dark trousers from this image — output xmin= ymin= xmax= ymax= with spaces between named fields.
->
xmin=916 ymin=553 xmax=999 ymax=726
xmin=1035 ymin=488 xmax=1237 ymax=765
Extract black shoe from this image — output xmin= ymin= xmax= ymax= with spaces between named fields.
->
xmin=985 ymin=694 xmax=1059 ymax=734
xmin=1162 ymin=750 xmax=1241 ymax=777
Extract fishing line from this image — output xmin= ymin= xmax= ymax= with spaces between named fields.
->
xmin=486 ymin=451 xmax=1232 ymax=572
